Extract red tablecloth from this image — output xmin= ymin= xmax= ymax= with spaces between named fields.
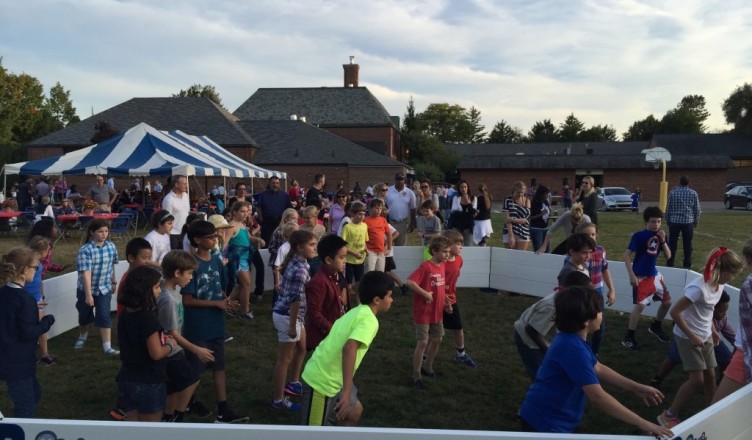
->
xmin=0 ymin=211 xmax=22 ymax=219
xmin=57 ymin=213 xmax=120 ymax=222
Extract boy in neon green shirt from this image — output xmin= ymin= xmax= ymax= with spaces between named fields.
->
xmin=301 ymin=270 xmax=393 ymax=426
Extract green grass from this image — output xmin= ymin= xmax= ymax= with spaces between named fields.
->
xmin=0 ymin=210 xmax=749 ymax=434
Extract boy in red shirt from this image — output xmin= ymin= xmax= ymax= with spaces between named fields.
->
xmin=362 ymin=198 xmax=392 ymax=273
xmin=406 ymin=235 xmax=452 ymax=389
xmin=442 ymin=229 xmax=477 ymax=367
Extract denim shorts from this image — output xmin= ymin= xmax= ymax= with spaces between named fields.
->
xmin=118 ymin=381 xmax=166 ymax=414
xmin=76 ymin=289 xmax=112 ymax=328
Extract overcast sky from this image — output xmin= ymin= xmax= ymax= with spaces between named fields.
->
xmin=2 ymin=0 xmax=751 ymax=138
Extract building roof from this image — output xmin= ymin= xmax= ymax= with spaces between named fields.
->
xmin=238 ymin=120 xmax=405 ymax=167
xmin=29 ymin=97 xmax=257 ymax=148
xmin=651 ymin=133 xmax=752 ymax=157
xmin=233 ymin=87 xmax=399 ymax=128
xmin=446 ymin=140 xmax=736 ymax=170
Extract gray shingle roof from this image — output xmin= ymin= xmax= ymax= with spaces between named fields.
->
xmin=651 ymin=134 xmax=752 ymax=157
xmin=233 ymin=87 xmax=398 ymax=128
xmin=30 ymin=97 xmax=257 ymax=147
xmin=446 ymin=140 xmax=738 ymax=170
xmin=238 ymin=120 xmax=405 ymax=167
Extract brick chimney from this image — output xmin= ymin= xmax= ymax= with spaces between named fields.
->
xmin=343 ymin=56 xmax=359 ymax=88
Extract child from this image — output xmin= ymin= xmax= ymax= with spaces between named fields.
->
xmin=651 ymin=291 xmax=736 ymax=390
xmin=557 ymin=233 xmax=596 ymax=286
xmin=0 ymin=247 xmax=56 ymax=418
xmin=622 ymin=206 xmax=672 ymax=350
xmin=406 ymin=235 xmax=452 ymax=389
xmin=116 ymin=265 xmax=175 ymax=422
xmin=25 ymin=236 xmax=55 ymax=366
xmin=180 ymin=212 xmax=204 ymax=253
xmin=712 ymin=239 xmax=752 ymax=404
xmin=301 ymin=270 xmax=393 ymax=426
xmin=341 ymin=202 xmax=367 ymax=306
xmin=28 ymin=219 xmax=69 ymax=275
xmin=363 ymin=198 xmax=392 ymax=273
xmin=519 ymin=285 xmax=673 ymax=437
xmin=305 ymin=235 xmax=347 ymax=352
xmin=74 ymin=219 xmax=120 ymax=356
xmin=273 ymin=222 xmax=301 ymax=293
xmin=267 ymin=208 xmax=300 ymax=272
xmin=226 ymin=201 xmax=265 ymax=320
xmin=657 ymin=248 xmax=743 ymax=429
xmin=144 ymin=209 xmax=174 ymax=264
xmin=182 ymin=220 xmax=247 ymax=423
xmin=300 ymin=205 xmax=326 ymax=240
xmin=440 ymin=229 xmax=476 ymax=367
xmin=514 ymin=271 xmax=593 ymax=380
xmin=158 ymin=250 xmax=209 ymax=422
xmin=576 ymin=222 xmax=616 ymax=356
xmin=271 ymin=229 xmax=317 ymax=411
xmin=417 ymin=199 xmax=443 ymax=260
xmin=630 ymin=189 xmax=640 ymax=213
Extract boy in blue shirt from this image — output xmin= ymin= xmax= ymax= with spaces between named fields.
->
xmin=622 ymin=206 xmax=672 ymax=350
xmin=519 ymin=286 xmax=672 ymax=437
xmin=182 ymin=220 xmax=247 ymax=423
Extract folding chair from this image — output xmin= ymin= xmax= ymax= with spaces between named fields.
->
xmin=109 ymin=216 xmax=131 ymax=242
xmin=77 ymin=215 xmax=94 ymax=244
xmin=120 ymin=209 xmax=140 ymax=235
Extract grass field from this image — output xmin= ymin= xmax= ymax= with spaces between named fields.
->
xmin=0 ymin=208 xmax=749 ymax=434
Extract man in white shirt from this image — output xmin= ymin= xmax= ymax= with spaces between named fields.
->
xmin=385 ymin=173 xmax=416 ymax=246
xmin=161 ymin=175 xmax=190 ymax=249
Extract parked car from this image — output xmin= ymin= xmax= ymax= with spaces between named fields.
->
xmin=596 ymin=187 xmax=633 ymax=211
xmin=724 ymin=185 xmax=752 ymax=210
xmin=726 ymin=181 xmax=752 ymax=191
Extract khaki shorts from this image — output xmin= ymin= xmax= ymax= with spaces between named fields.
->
xmin=415 ymin=322 xmax=444 ymax=341
xmin=676 ymin=335 xmax=717 ymax=371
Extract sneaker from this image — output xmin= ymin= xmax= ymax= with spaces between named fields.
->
xmin=73 ymin=337 xmax=86 ymax=349
xmin=214 ymin=409 xmax=249 ymax=424
xmin=411 ymin=379 xmax=426 ymax=390
xmin=224 ymin=335 xmax=234 ymax=343
xmin=401 ymin=284 xmax=410 ymax=296
xmin=39 ymin=354 xmax=56 ymax=366
xmin=621 ymin=336 xmax=639 ymax=350
xmin=649 ymin=324 xmax=671 ymax=343
xmin=185 ymin=399 xmax=212 ymax=418
xmin=270 ymin=398 xmax=301 ymax=412
xmin=284 ymin=381 xmax=303 ymax=397
xmin=104 ymin=347 xmax=120 ymax=357
xmin=453 ymin=353 xmax=478 ymax=368
xmin=657 ymin=410 xmax=681 ymax=429
xmin=240 ymin=312 xmax=254 ymax=320
xmin=109 ymin=407 xmax=127 ymax=421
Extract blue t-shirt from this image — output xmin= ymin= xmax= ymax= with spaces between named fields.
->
xmin=181 ymin=253 xmax=227 ymax=341
xmin=24 ymin=263 xmax=43 ymax=302
xmin=519 ymin=332 xmax=599 ymax=432
xmin=627 ymin=229 xmax=661 ymax=277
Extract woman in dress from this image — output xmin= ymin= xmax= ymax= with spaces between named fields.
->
xmin=473 ymin=183 xmax=493 ymax=246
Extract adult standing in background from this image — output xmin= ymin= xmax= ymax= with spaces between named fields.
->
xmin=288 ymin=180 xmax=301 ymax=206
xmin=54 ymin=177 xmax=67 ymax=204
xmin=106 ymin=176 xmax=115 ymax=192
xmin=665 ymin=175 xmax=701 ymax=269
xmin=577 ymin=175 xmax=598 ymax=225
xmin=305 ymin=174 xmax=326 ymax=209
xmin=503 ymin=181 xmax=531 ymax=251
xmin=418 ymin=179 xmax=441 ymax=224
xmin=162 ymin=175 xmax=190 ymax=249
xmin=256 ymin=176 xmax=292 ymax=245
xmin=385 ymin=173 xmax=416 ymax=246
xmin=473 ymin=183 xmax=493 ymax=246
xmin=35 ymin=178 xmax=51 ymax=205
xmin=85 ymin=175 xmax=116 ymax=212
xmin=450 ymin=180 xmax=477 ymax=247
xmin=16 ymin=177 xmax=33 ymax=212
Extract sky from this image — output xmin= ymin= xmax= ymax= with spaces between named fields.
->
xmin=2 ymin=0 xmax=752 ymax=138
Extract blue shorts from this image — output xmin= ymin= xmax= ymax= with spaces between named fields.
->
xmin=238 ymin=258 xmax=250 ymax=272
xmin=118 ymin=381 xmax=166 ymax=414
xmin=76 ymin=289 xmax=112 ymax=328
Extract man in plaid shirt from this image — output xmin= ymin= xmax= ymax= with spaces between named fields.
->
xmin=665 ymin=176 xmax=701 ymax=269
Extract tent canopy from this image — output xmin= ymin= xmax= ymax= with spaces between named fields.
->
xmin=3 ymin=122 xmax=286 ymax=179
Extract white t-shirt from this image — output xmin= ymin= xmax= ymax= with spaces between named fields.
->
xmin=513 ymin=292 xmax=557 ymax=349
xmin=145 ymin=230 xmax=172 ymax=263
xmin=673 ymin=277 xmax=726 ymax=341
xmin=385 ymin=185 xmax=416 ymax=222
xmin=274 ymin=242 xmax=292 ymax=267
xmin=162 ymin=190 xmax=190 ymax=235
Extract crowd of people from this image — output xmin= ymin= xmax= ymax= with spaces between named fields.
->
xmin=1 ymin=172 xmax=749 ymax=436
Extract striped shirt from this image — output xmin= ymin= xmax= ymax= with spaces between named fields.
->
xmin=76 ymin=240 xmax=118 ymax=296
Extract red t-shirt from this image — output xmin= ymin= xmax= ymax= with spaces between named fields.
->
xmin=444 ymin=255 xmax=463 ymax=305
xmin=409 ymin=260 xmax=446 ymax=325
xmin=363 ymin=215 xmax=389 ymax=253
xmin=288 ymin=187 xmax=300 ymax=202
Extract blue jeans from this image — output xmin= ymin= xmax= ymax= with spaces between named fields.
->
xmin=529 ymin=227 xmax=548 ymax=252
xmin=6 ymin=376 xmax=42 ymax=418
xmin=514 ymin=330 xmax=545 ymax=380
xmin=666 ymin=222 xmax=694 ymax=268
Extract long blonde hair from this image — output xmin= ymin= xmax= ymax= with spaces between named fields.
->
xmin=580 ymin=176 xmax=595 ymax=197
xmin=0 ymin=247 xmax=36 ymax=285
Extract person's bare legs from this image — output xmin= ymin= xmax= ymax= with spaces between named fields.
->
xmin=412 ymin=339 xmax=428 ymax=380
xmin=423 ymin=336 xmax=443 ymax=374
xmin=272 ymin=342 xmax=295 ymax=401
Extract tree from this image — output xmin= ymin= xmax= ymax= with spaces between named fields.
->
xmin=580 ymin=124 xmax=618 ymax=142
xmin=558 ymin=113 xmax=585 ymax=142
xmin=487 ymin=120 xmax=524 ymax=144
xmin=722 ymin=83 xmax=752 ymax=135
xmin=467 ymin=106 xmax=486 ymax=143
xmin=660 ymin=94 xmax=709 ymax=134
xmin=623 ymin=114 xmax=661 ymax=141
xmin=417 ymin=103 xmax=476 ymax=143
xmin=526 ymin=119 xmax=559 ymax=143
xmin=47 ymin=82 xmax=80 ymax=128
xmin=173 ymin=83 xmax=224 ymax=107
xmin=401 ymin=95 xmax=421 ymax=134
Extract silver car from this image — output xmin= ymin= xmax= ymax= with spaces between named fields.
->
xmin=597 ymin=187 xmax=634 ymax=211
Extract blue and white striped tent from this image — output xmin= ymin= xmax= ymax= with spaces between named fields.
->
xmin=2 ymin=122 xmax=286 ymax=179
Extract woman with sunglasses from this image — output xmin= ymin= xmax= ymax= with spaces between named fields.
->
xmin=329 ymin=190 xmax=349 ymax=235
